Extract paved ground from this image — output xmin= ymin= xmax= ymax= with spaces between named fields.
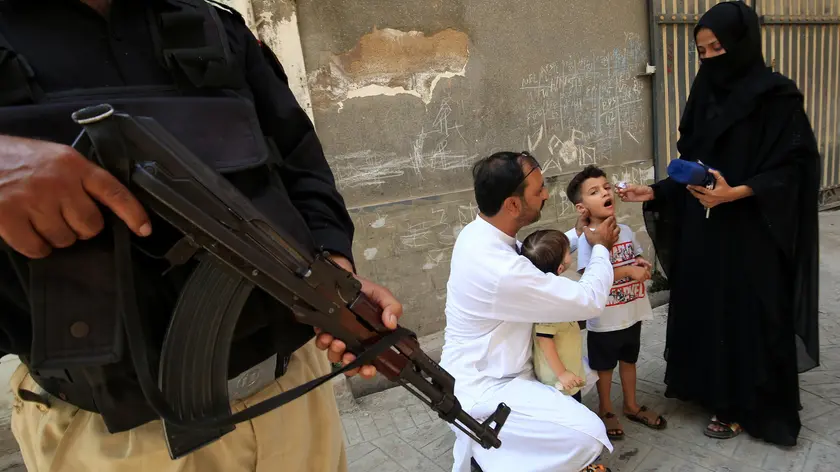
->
xmin=338 ymin=210 xmax=840 ymax=472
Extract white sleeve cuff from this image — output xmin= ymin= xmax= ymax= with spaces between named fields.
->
xmin=591 ymin=244 xmax=611 ymax=260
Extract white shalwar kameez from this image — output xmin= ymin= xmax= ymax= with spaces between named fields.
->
xmin=440 ymin=217 xmax=615 ymax=472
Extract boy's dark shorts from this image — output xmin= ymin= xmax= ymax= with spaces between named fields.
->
xmin=587 ymin=321 xmax=642 ymax=371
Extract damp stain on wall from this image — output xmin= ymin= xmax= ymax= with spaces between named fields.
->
xmin=308 ymin=28 xmax=470 ymax=110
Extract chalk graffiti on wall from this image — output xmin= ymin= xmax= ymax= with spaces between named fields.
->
xmin=331 ymin=34 xmax=649 ymax=191
xmin=331 ymin=94 xmax=475 ymax=190
xmin=410 ymin=97 xmax=474 ymax=179
xmin=330 ymin=150 xmax=405 ymax=189
xmin=397 ymin=201 xmax=477 ymax=249
xmin=355 ymin=199 xmax=479 ymax=270
xmin=521 ymin=32 xmax=648 ymax=174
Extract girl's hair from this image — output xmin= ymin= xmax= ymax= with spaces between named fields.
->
xmin=520 ymin=229 xmax=571 ymax=274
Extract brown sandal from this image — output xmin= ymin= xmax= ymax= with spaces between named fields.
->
xmin=601 ymin=412 xmax=624 ymax=440
xmin=625 ymin=405 xmax=667 ymax=430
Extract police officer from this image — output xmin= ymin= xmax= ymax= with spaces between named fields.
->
xmin=0 ymin=1 xmax=402 ymax=470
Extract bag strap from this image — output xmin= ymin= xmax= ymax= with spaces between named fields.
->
xmin=0 ymin=26 xmax=44 ymax=105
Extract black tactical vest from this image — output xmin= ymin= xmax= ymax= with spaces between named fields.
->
xmin=0 ymin=0 xmax=317 ymax=433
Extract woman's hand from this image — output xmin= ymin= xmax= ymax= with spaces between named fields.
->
xmin=617 ymin=184 xmax=655 ymax=203
xmin=686 ymin=170 xmax=751 ymax=209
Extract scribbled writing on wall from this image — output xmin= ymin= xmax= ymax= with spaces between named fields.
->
xmin=409 ymin=97 xmax=474 ymax=179
xmin=329 ymin=33 xmax=649 ymax=194
xmin=330 ymin=94 xmax=475 ymax=190
xmin=353 ymin=197 xmax=479 ymax=271
xmin=521 ymin=32 xmax=649 ymax=175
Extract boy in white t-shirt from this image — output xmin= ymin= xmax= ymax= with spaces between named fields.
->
xmin=567 ymin=165 xmax=668 ymax=441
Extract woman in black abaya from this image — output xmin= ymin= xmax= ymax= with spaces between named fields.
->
xmin=618 ymin=1 xmax=820 ymax=446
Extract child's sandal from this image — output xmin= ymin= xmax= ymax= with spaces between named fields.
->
xmin=625 ymin=405 xmax=667 ymax=430
xmin=601 ymin=412 xmax=624 ymax=440
xmin=703 ymin=416 xmax=742 ymax=439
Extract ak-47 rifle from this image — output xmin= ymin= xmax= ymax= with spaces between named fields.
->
xmin=66 ymin=104 xmax=509 ymax=460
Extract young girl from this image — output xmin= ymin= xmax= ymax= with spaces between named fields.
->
xmin=520 ymin=229 xmax=587 ymax=402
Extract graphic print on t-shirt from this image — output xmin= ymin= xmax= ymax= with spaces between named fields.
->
xmin=607 ymin=241 xmax=645 ymax=307
xmin=577 ymin=223 xmax=653 ymax=332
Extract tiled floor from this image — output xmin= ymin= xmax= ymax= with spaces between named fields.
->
xmin=339 ymin=311 xmax=840 ymax=472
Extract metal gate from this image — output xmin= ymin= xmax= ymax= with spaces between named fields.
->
xmin=650 ymin=0 xmax=840 ymax=208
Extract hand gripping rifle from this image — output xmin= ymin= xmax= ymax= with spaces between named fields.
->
xmin=66 ymin=104 xmax=510 ymax=459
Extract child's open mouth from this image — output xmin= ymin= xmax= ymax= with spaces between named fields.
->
xmin=604 ymin=198 xmax=614 ymax=208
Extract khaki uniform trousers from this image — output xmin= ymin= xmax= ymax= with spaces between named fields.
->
xmin=9 ymin=340 xmax=348 ymax=472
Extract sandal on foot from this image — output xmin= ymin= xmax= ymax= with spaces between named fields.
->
xmin=703 ymin=416 xmax=742 ymax=439
xmin=581 ymin=465 xmax=611 ymax=472
xmin=625 ymin=405 xmax=667 ymax=430
xmin=601 ymin=412 xmax=624 ymax=440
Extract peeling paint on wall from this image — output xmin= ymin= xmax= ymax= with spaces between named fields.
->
xmin=308 ymin=28 xmax=470 ymax=109
xmin=251 ymin=2 xmax=317 ymax=123
xmin=215 ymin=0 xmax=317 ymax=123
xmin=252 ymin=0 xmax=295 ymax=23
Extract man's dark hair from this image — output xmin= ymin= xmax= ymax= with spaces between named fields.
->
xmin=472 ymin=151 xmax=541 ymax=216
xmin=565 ymin=165 xmax=607 ymax=204
xmin=520 ymin=230 xmax=571 ymax=274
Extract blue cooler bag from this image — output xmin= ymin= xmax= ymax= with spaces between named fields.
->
xmin=667 ymin=159 xmax=715 ymax=188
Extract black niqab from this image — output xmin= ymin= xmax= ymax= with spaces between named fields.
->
xmin=694 ymin=2 xmax=765 ymax=90
xmin=642 ymin=1 xmax=821 ymax=446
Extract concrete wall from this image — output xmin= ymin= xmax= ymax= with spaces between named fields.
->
xmin=224 ymin=0 xmax=658 ymax=337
